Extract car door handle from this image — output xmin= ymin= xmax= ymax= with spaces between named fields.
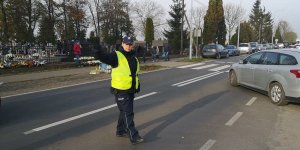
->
xmin=250 ymin=67 xmax=255 ymax=70
xmin=267 ymin=69 xmax=273 ymax=72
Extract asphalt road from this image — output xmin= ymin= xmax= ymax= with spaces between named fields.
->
xmin=1 ymin=56 xmax=300 ymax=150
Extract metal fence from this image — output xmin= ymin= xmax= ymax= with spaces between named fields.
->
xmin=0 ymin=42 xmax=97 ymax=65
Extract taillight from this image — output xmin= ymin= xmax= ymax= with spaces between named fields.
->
xmin=290 ymin=70 xmax=300 ymax=78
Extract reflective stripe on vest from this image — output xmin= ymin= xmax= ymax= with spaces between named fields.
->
xmin=111 ymin=51 xmax=140 ymax=90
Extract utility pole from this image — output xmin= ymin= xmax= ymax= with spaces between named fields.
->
xmin=181 ymin=0 xmax=184 ymax=54
xmin=237 ymin=21 xmax=240 ymax=48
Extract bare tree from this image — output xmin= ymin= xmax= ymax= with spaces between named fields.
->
xmin=191 ymin=6 xmax=206 ymax=38
xmin=224 ymin=3 xmax=245 ymax=44
xmin=190 ymin=6 xmax=206 ymax=58
xmin=278 ymin=20 xmax=292 ymax=42
xmin=87 ymin=0 xmax=102 ymax=42
xmin=130 ymin=0 xmax=165 ymax=40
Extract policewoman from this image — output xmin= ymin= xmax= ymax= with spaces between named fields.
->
xmin=96 ymin=36 xmax=144 ymax=145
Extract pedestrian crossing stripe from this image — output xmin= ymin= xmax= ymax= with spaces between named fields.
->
xmin=177 ymin=62 xmax=205 ymax=68
xmin=177 ymin=63 xmax=232 ymax=72
xmin=209 ymin=65 xmax=231 ymax=71
xmin=192 ymin=64 xmax=219 ymax=70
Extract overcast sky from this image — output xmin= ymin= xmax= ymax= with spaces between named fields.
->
xmin=149 ymin=0 xmax=299 ymax=40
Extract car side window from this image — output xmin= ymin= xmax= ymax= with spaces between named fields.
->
xmin=279 ymin=54 xmax=298 ymax=65
xmin=217 ymin=45 xmax=223 ymax=50
xmin=245 ymin=52 xmax=263 ymax=64
xmin=261 ymin=52 xmax=278 ymax=65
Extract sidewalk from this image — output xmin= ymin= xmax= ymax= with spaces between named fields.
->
xmin=0 ymin=57 xmax=191 ymax=83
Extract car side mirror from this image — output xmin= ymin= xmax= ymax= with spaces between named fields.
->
xmin=239 ymin=59 xmax=244 ymax=64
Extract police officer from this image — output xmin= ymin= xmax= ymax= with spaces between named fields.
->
xmin=95 ymin=36 xmax=144 ymax=145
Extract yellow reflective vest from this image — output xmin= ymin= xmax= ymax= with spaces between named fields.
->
xmin=111 ymin=51 xmax=140 ymax=90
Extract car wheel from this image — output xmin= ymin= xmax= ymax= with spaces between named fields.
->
xmin=216 ymin=53 xmax=221 ymax=59
xmin=269 ymin=82 xmax=288 ymax=106
xmin=229 ymin=70 xmax=238 ymax=86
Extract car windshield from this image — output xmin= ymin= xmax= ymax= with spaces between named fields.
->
xmin=204 ymin=45 xmax=216 ymax=49
xmin=226 ymin=45 xmax=235 ymax=49
xmin=239 ymin=44 xmax=248 ymax=47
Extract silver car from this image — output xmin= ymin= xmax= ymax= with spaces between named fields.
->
xmin=238 ymin=43 xmax=251 ymax=54
xmin=228 ymin=49 xmax=300 ymax=105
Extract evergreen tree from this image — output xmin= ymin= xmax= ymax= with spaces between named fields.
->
xmin=37 ymin=15 xmax=56 ymax=44
xmin=144 ymin=17 xmax=154 ymax=46
xmin=261 ymin=11 xmax=273 ymax=43
xmin=164 ymin=0 xmax=188 ymax=54
xmin=203 ymin=0 xmax=226 ymax=45
xmin=100 ymin=0 xmax=134 ymax=46
xmin=249 ymin=0 xmax=273 ymax=43
xmin=249 ymin=0 xmax=262 ymax=41
xmin=230 ymin=21 xmax=255 ymax=45
xmin=274 ymin=26 xmax=283 ymax=43
xmin=121 ymin=13 xmax=135 ymax=36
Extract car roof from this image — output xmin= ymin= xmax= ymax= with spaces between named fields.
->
xmin=261 ymin=49 xmax=300 ymax=55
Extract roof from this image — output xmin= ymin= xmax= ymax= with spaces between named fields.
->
xmin=152 ymin=40 xmax=168 ymax=47
xmin=262 ymin=49 xmax=300 ymax=55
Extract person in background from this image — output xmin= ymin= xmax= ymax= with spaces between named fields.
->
xmin=163 ymin=44 xmax=170 ymax=61
xmin=57 ymin=40 xmax=63 ymax=54
xmin=151 ymin=46 xmax=157 ymax=62
xmin=155 ymin=46 xmax=160 ymax=61
xmin=141 ymin=46 xmax=146 ymax=63
xmin=95 ymin=36 xmax=144 ymax=145
xmin=73 ymin=41 xmax=81 ymax=65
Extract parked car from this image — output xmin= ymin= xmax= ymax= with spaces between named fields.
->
xmin=225 ymin=45 xmax=240 ymax=56
xmin=261 ymin=44 xmax=268 ymax=50
xmin=277 ymin=43 xmax=285 ymax=48
xmin=249 ymin=42 xmax=259 ymax=53
xmin=202 ymin=44 xmax=229 ymax=59
xmin=274 ymin=44 xmax=279 ymax=49
xmin=228 ymin=49 xmax=300 ymax=105
xmin=238 ymin=43 xmax=251 ymax=54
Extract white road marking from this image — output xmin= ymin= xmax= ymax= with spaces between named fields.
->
xmin=214 ymin=61 xmax=226 ymax=64
xmin=192 ymin=64 xmax=219 ymax=70
xmin=172 ymin=72 xmax=221 ymax=86
xmin=246 ymin=97 xmax=257 ymax=106
xmin=2 ymin=79 xmax=110 ymax=99
xmin=177 ymin=62 xmax=205 ymax=68
xmin=2 ymin=68 xmax=164 ymax=99
xmin=24 ymin=92 xmax=157 ymax=135
xmin=225 ymin=112 xmax=243 ymax=126
xmin=199 ymin=139 xmax=216 ymax=150
xmin=209 ymin=65 xmax=231 ymax=72
xmin=172 ymin=72 xmax=223 ymax=87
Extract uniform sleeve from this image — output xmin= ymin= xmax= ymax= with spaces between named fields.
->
xmin=95 ymin=49 xmax=118 ymax=68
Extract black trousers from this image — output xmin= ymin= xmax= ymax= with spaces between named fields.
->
xmin=115 ymin=93 xmax=139 ymax=141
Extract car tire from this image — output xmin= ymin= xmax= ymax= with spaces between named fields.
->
xmin=269 ymin=82 xmax=288 ymax=106
xmin=229 ymin=70 xmax=238 ymax=86
xmin=216 ymin=53 xmax=221 ymax=59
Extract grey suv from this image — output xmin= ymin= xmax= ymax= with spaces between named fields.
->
xmin=229 ymin=49 xmax=300 ymax=105
xmin=202 ymin=44 xmax=229 ymax=59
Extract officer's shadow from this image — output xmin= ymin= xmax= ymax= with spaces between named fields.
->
xmin=137 ymin=91 xmax=227 ymax=143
